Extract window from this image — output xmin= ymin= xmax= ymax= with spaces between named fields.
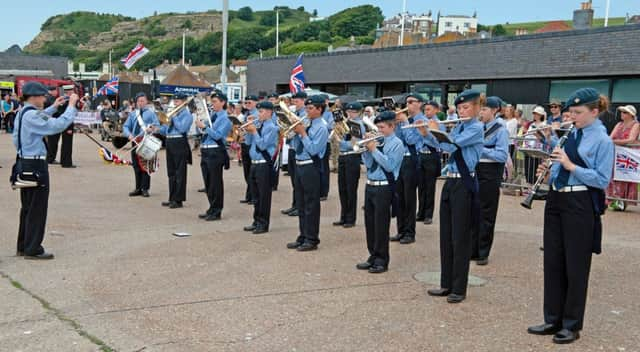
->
xmin=464 ymin=22 xmax=470 ymax=28
xmin=549 ymin=80 xmax=610 ymax=102
xmin=231 ymin=87 xmax=241 ymax=101
xmin=445 ymin=22 xmax=452 ymax=27
xmin=612 ymin=79 xmax=640 ymax=103
xmin=347 ymin=84 xmax=375 ymax=98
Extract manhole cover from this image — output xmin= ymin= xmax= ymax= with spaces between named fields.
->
xmin=413 ymin=271 xmax=488 ymax=287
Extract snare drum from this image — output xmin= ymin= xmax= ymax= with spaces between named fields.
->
xmin=518 ymin=139 xmax=552 ymax=159
xmin=136 ymin=134 xmax=162 ymax=160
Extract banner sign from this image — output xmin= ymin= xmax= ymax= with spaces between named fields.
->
xmin=74 ymin=112 xmax=101 ymax=126
xmin=159 ymin=85 xmax=212 ymax=96
xmin=613 ymin=146 xmax=640 ymax=183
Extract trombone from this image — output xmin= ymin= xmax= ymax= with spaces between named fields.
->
xmin=158 ymin=96 xmax=195 ymax=125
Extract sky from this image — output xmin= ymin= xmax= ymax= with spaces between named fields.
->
xmin=3 ymin=0 xmax=638 ymax=50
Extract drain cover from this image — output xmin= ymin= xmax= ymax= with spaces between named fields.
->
xmin=413 ymin=271 xmax=487 ymax=287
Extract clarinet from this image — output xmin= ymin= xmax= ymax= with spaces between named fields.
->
xmin=521 ymin=124 xmax=575 ymax=209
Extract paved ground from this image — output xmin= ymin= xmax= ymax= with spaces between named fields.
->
xmin=0 ymin=132 xmax=639 ymax=352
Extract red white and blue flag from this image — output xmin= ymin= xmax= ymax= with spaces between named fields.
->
xmin=613 ymin=146 xmax=640 ymax=183
xmin=289 ymin=53 xmax=305 ymax=94
xmin=121 ymin=43 xmax=149 ymax=69
xmin=97 ymin=77 xmax=119 ymax=96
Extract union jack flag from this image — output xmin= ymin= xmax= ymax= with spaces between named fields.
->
xmin=97 ymin=77 xmax=119 ymax=96
xmin=616 ymin=152 xmax=639 ymax=171
xmin=289 ymin=53 xmax=305 ymax=94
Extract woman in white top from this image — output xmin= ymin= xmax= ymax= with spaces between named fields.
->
xmin=523 ymin=106 xmax=549 ymax=185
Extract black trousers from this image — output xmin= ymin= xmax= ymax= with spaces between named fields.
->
xmin=364 ymin=184 xmax=392 ymax=267
xmin=294 ymin=163 xmax=321 ymax=245
xmin=200 ymin=148 xmax=225 ymax=215
xmin=524 ymin=155 xmax=540 ymax=185
xmin=60 ymin=127 xmax=73 ymax=167
xmin=543 ymin=190 xmax=595 ymax=332
xmin=131 ymin=149 xmax=151 ymax=191
xmin=321 ymin=143 xmax=331 ymax=198
xmin=471 ymin=162 xmax=505 ymax=260
xmin=166 ymin=138 xmax=189 ymax=203
xmin=417 ymin=152 xmax=440 ymax=220
xmin=439 ymin=178 xmax=473 ymax=296
xmin=288 ymin=147 xmax=297 ymax=208
xmin=17 ymin=160 xmax=49 ymax=256
xmin=250 ymin=163 xmax=273 ymax=229
xmin=241 ymin=143 xmax=252 ymax=201
xmin=46 ymin=133 xmax=61 ymax=163
xmin=396 ymin=156 xmax=417 ymax=238
xmin=337 ymin=154 xmax=361 ymax=224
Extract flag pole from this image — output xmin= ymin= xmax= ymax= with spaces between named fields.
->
xmin=399 ymin=0 xmax=406 ymax=46
xmin=276 ymin=9 xmax=280 ymax=57
xmin=182 ymin=30 xmax=186 ymax=65
xmin=220 ymin=0 xmax=229 ymax=91
xmin=604 ymin=0 xmax=611 ymax=27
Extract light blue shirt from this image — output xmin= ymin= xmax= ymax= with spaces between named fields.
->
xmin=249 ymin=119 xmax=279 ymax=161
xmin=480 ymin=119 xmax=510 ymax=163
xmin=397 ymin=113 xmax=427 ymax=154
xmin=422 ymin=115 xmax=445 ymax=151
xmin=243 ymin=108 xmax=259 ymax=146
xmin=549 ymin=119 xmax=614 ymax=190
xmin=439 ymin=118 xmax=484 ymax=174
xmin=158 ymin=108 xmax=193 ymax=136
xmin=202 ymin=109 xmax=231 ymax=146
xmin=339 ymin=117 xmax=366 ymax=152
xmin=495 ymin=116 xmax=507 ymax=127
xmin=292 ymin=117 xmax=328 ymax=160
xmin=288 ymin=107 xmax=306 ymax=147
xmin=322 ymin=110 xmax=335 ymax=132
xmin=13 ymin=103 xmax=77 ymax=157
xmin=362 ymin=134 xmax=404 ymax=181
xmin=123 ymin=108 xmax=160 ymax=138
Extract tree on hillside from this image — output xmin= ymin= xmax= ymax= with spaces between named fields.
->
xmin=493 ymin=24 xmax=507 ymax=36
xmin=312 ymin=9 xmax=318 ymax=17
xmin=237 ymin=6 xmax=254 ymax=21
xmin=329 ymin=5 xmax=383 ymax=38
xmin=260 ymin=12 xmax=277 ymax=26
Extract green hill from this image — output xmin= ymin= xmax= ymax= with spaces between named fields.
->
xmin=500 ymin=16 xmax=627 ymax=34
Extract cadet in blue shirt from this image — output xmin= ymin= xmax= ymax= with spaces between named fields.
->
xmin=286 ymin=95 xmax=328 ymax=252
xmin=528 ymin=88 xmax=614 ymax=344
xmin=195 ymin=91 xmax=232 ymax=221
xmin=123 ymin=93 xmax=160 ymax=198
xmin=240 ymin=95 xmax=259 ymax=204
xmin=332 ymin=101 xmax=366 ymax=228
xmin=267 ymin=93 xmax=282 ymax=191
xmin=471 ymin=96 xmax=510 ymax=266
xmin=417 ymin=100 xmax=446 ymax=225
xmin=425 ymin=89 xmax=484 ymax=304
xmin=12 ymin=81 xmax=79 ymax=260
xmin=391 ymin=93 xmax=427 ymax=245
xmin=156 ymin=93 xmax=194 ymax=209
xmin=242 ymin=101 xmax=279 ymax=234
xmin=356 ymin=111 xmax=404 ymax=273
xmin=320 ymin=94 xmax=335 ymax=200
xmin=281 ymin=91 xmax=308 ymax=217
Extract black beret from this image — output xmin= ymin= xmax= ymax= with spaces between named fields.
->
xmin=211 ymin=91 xmax=228 ymax=102
xmin=292 ymin=91 xmax=308 ymax=99
xmin=563 ymin=88 xmax=600 ymax=110
xmin=22 ymin=81 xmax=49 ymax=96
xmin=425 ymin=100 xmax=440 ymax=108
xmin=305 ymin=95 xmax=325 ymax=106
xmin=257 ymin=101 xmax=274 ymax=110
xmin=454 ymin=89 xmax=481 ymax=106
xmin=134 ymin=92 xmax=148 ymax=101
xmin=319 ymin=94 xmax=330 ymax=100
xmin=486 ymin=96 xmax=502 ymax=109
xmin=405 ymin=93 xmax=424 ymax=103
xmin=374 ymin=111 xmax=396 ymax=124
xmin=47 ymin=85 xmax=57 ymax=91
xmin=345 ymin=102 xmax=363 ymax=111
xmin=174 ymin=92 xmax=188 ymax=100
xmin=267 ymin=92 xmax=279 ymax=98
xmin=245 ymin=94 xmax=259 ymax=101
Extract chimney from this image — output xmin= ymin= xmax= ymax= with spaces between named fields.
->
xmin=574 ymin=1 xmax=594 ymax=29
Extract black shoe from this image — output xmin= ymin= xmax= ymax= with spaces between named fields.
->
xmin=161 ymin=201 xmax=171 ymax=207
xmin=129 ymin=189 xmax=142 ymax=197
xmin=141 ymin=190 xmax=150 ymax=197
xmin=169 ymin=201 xmax=183 ymax=209
xmin=332 ymin=220 xmax=345 ymax=226
xmin=343 ymin=223 xmax=355 ymax=228
xmin=49 ymin=160 xmax=59 ymax=165
xmin=320 ymin=196 xmax=328 ymax=201
xmin=539 ymin=246 xmax=544 ymax=251
xmin=476 ymin=257 xmax=488 ymax=266
xmin=356 ymin=262 xmax=372 ymax=270
xmin=423 ymin=218 xmax=433 ymax=225
xmin=296 ymin=243 xmax=318 ymax=252
xmin=399 ymin=236 xmax=415 ymax=244
xmin=198 ymin=212 xmax=211 ymax=219
xmin=240 ymin=199 xmax=250 ymax=204
xmin=427 ymin=288 xmax=451 ymax=297
xmin=252 ymin=228 xmax=268 ymax=235
xmin=16 ymin=251 xmax=24 ymax=257
xmin=390 ymin=234 xmax=404 ymax=242
xmin=198 ymin=188 xmax=206 ymax=193
xmin=248 ymin=200 xmax=257 ymax=205
xmin=287 ymin=241 xmax=302 ymax=249
xmin=527 ymin=323 xmax=562 ymax=336
xmin=281 ymin=207 xmax=295 ymax=215
xmin=24 ymin=252 xmax=55 ymax=260
xmin=288 ymin=209 xmax=299 ymax=217
xmin=244 ymin=225 xmax=257 ymax=232
xmin=447 ymin=293 xmax=466 ymax=303
xmin=205 ymin=214 xmax=221 ymax=221
xmin=368 ymin=265 xmax=387 ymax=274
xmin=61 ymin=165 xmax=77 ymax=168
xmin=416 ymin=216 xmax=425 ymax=222
xmin=553 ymin=329 xmax=580 ymax=344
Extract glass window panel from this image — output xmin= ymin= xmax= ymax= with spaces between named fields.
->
xmin=612 ymin=79 xmax=640 ymax=103
xmin=549 ymin=80 xmax=609 ymax=102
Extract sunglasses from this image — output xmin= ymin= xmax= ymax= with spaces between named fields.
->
xmin=406 ymin=99 xmax=420 ymax=104
xmin=550 ymin=105 xmax=561 ymax=108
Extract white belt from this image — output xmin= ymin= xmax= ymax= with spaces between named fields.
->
xmin=251 ymin=159 xmax=268 ymax=164
xmin=479 ymin=158 xmax=500 ymax=163
xmin=403 ymin=152 xmax=412 ymax=157
xmin=166 ymin=135 xmax=184 ymax=139
xmin=296 ymin=159 xmax=314 ymax=166
xmin=367 ymin=180 xmax=389 ymax=186
xmin=446 ymin=172 xmax=475 ymax=178
xmin=20 ymin=155 xmax=46 ymax=160
xmin=201 ymin=144 xmax=219 ymax=149
xmin=553 ymin=185 xmax=588 ymax=192
xmin=339 ymin=151 xmax=360 ymax=156
xmin=420 ymin=150 xmax=432 ymax=155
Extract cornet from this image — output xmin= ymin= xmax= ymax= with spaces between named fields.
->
xmin=352 ymin=133 xmax=384 ymax=153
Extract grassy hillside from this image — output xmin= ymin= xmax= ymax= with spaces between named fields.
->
xmin=502 ymin=16 xmax=626 ymax=34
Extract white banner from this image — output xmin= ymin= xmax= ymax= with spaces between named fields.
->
xmin=74 ymin=112 xmax=101 ymax=126
xmin=613 ymin=146 xmax=640 ymax=183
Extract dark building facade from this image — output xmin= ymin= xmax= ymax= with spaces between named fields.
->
xmin=248 ymin=24 xmax=640 ymax=113
xmin=0 ymin=52 xmax=68 ymax=79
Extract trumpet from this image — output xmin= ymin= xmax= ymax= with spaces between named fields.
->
xmin=284 ymin=117 xmax=310 ymax=137
xmin=352 ymin=133 xmax=384 ymax=153
xmin=240 ymin=118 xmax=257 ymax=131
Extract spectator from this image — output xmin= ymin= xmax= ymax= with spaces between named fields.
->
xmin=606 ymin=105 xmax=639 ymax=211
xmin=1 ymin=93 xmax=17 ymax=133
xmin=506 ymin=107 xmax=520 ymax=156
xmin=446 ymin=106 xmax=458 ymax=120
xmin=523 ymin=106 xmax=548 ymax=185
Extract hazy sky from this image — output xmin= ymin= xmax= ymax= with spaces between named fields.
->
xmin=3 ymin=0 xmax=638 ymax=50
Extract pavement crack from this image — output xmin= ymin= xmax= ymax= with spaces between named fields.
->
xmin=0 ymin=271 xmax=117 ymax=352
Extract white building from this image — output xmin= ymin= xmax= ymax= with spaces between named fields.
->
xmin=437 ymin=14 xmax=478 ymax=36
xmin=68 ymin=61 xmax=109 ymax=80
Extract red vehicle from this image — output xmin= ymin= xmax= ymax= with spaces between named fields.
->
xmin=14 ymin=76 xmax=84 ymax=97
